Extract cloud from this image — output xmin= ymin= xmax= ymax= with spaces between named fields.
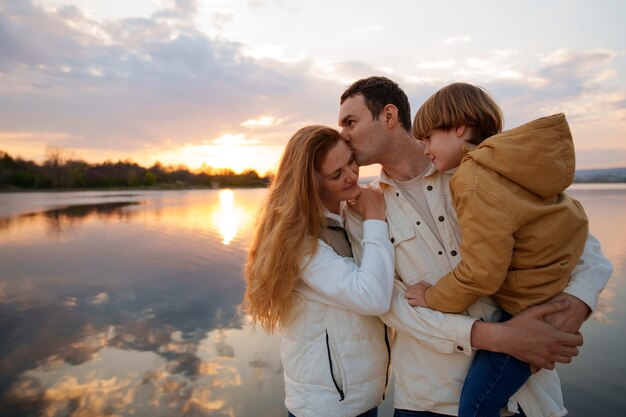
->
xmin=0 ymin=1 xmax=624 ymax=172
xmin=353 ymin=25 xmax=383 ymax=33
xmin=417 ymin=60 xmax=455 ymax=69
xmin=576 ymin=148 xmax=626 ymax=169
xmin=483 ymin=49 xmax=626 ymax=140
xmin=535 ymin=48 xmax=618 ymax=99
xmin=241 ymin=116 xmax=284 ymax=129
xmin=0 ymin=0 xmax=338 ymax=165
xmin=444 ymin=35 xmax=470 ymax=45
xmin=213 ymin=133 xmax=257 ymax=146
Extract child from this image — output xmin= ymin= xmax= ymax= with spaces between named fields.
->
xmin=407 ymin=83 xmax=589 ymax=417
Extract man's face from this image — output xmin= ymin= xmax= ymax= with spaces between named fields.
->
xmin=338 ymin=94 xmax=387 ymax=166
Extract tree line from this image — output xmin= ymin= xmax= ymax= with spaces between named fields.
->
xmin=0 ymin=147 xmax=269 ymax=190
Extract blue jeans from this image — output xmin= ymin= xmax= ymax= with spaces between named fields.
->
xmin=394 ymin=408 xmax=525 ymax=417
xmin=458 ymin=312 xmax=531 ymax=417
xmin=394 ymin=410 xmax=453 ymax=417
xmin=288 ymin=407 xmax=377 ymax=417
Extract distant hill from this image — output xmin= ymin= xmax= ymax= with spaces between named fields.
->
xmin=360 ymin=168 xmax=626 ymax=184
xmin=574 ymin=167 xmax=626 ymax=183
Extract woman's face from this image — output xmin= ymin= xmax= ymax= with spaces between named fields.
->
xmin=316 ymin=140 xmax=360 ymax=214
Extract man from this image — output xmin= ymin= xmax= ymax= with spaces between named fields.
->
xmin=339 ymin=76 xmax=613 ymax=417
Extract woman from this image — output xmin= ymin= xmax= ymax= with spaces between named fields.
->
xmin=244 ymin=125 xmax=395 ymax=417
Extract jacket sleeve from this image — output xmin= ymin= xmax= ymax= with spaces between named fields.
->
xmin=425 ymin=187 xmax=518 ymax=313
xmin=297 ymin=219 xmax=395 ymax=316
xmin=563 ymin=232 xmax=613 ymax=311
xmin=380 ymin=280 xmax=477 ymax=355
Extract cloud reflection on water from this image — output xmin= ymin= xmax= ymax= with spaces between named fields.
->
xmin=5 ymin=321 xmax=282 ymax=417
xmin=0 ymin=187 xmax=624 ymax=416
xmin=0 ymin=189 xmax=282 ymax=416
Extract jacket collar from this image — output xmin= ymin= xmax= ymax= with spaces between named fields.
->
xmin=378 ymin=161 xmax=453 ymax=188
xmin=324 ymin=207 xmax=345 ymax=227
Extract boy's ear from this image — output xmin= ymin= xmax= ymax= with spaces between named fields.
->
xmin=382 ymin=104 xmax=399 ymax=128
xmin=455 ymin=125 xmax=472 ymax=140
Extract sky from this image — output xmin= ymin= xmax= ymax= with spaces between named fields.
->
xmin=1 ymin=0 xmax=626 ymax=176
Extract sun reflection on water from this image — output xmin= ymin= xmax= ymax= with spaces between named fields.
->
xmin=215 ymin=189 xmax=237 ymax=245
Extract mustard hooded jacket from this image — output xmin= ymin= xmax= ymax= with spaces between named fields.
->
xmin=424 ymin=113 xmax=589 ymax=315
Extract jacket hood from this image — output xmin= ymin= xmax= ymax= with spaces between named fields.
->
xmin=465 ymin=113 xmax=575 ymax=198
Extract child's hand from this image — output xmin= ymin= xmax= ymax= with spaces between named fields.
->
xmin=543 ymin=293 xmax=590 ymax=334
xmin=530 ymin=293 xmax=589 ymax=374
xmin=404 ymin=280 xmax=431 ymax=307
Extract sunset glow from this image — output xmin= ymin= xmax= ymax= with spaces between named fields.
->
xmin=1 ymin=1 xmax=625 ymax=172
xmin=151 ymin=134 xmax=282 ymax=174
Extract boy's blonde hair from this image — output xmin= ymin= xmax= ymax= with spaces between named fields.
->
xmin=413 ymin=83 xmax=504 ymax=145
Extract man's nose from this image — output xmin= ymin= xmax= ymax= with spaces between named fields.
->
xmin=340 ymin=128 xmax=350 ymax=141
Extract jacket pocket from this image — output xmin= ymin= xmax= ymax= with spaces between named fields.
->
xmin=387 ymin=221 xmax=430 ymax=284
xmin=325 ymin=329 xmax=345 ymax=401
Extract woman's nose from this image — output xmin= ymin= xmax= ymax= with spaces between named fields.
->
xmin=347 ymin=168 xmax=358 ymax=182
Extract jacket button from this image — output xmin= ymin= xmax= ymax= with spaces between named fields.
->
xmin=396 ymin=192 xmax=400 ymax=196
xmin=456 ymin=345 xmax=464 ymax=352
xmin=427 ymin=185 xmax=433 ymax=191
xmin=416 ymin=221 xmax=421 ymax=225
xmin=438 ymin=216 xmax=445 ymax=222
xmin=438 ymin=251 xmax=443 ymax=255
xmin=451 ymin=250 xmax=457 ymax=256
xmin=390 ymin=237 xmax=395 ymax=243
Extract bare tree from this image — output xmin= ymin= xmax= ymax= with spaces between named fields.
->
xmin=45 ymin=145 xmax=75 ymax=187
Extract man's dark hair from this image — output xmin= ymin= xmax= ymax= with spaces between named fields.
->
xmin=340 ymin=76 xmax=412 ymax=132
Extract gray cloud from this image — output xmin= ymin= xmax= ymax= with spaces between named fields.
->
xmin=0 ymin=0 xmax=328 ymax=154
xmin=0 ymin=1 xmax=623 ymax=170
xmin=534 ymin=50 xmax=616 ymax=99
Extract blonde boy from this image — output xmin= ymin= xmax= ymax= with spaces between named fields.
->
xmin=408 ymin=83 xmax=588 ymax=417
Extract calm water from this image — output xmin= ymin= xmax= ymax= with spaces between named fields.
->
xmin=0 ymin=186 xmax=624 ymax=417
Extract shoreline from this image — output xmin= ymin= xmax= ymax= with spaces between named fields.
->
xmin=0 ymin=184 xmax=269 ymax=193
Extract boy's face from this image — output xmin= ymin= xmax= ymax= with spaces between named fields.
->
xmin=420 ymin=127 xmax=470 ymax=172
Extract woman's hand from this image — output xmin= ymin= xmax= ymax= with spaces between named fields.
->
xmin=347 ymin=186 xmax=386 ymax=221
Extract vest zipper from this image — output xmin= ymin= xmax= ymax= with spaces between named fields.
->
xmin=383 ymin=323 xmax=391 ymax=401
xmin=325 ymin=329 xmax=345 ymax=401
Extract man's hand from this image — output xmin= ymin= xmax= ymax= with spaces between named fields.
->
xmin=543 ymin=293 xmax=591 ymax=333
xmin=472 ymin=300 xmax=583 ymax=371
xmin=404 ymin=281 xmax=431 ymax=308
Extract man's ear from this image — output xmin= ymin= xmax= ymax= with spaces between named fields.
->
xmin=382 ymin=104 xmax=399 ymax=128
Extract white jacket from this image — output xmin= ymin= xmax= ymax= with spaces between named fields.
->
xmin=280 ymin=217 xmax=395 ymax=417
xmin=345 ymin=164 xmax=613 ymax=417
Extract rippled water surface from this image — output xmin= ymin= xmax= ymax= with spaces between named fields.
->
xmin=0 ymin=185 xmax=624 ymax=416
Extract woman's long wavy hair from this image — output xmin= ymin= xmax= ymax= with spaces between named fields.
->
xmin=243 ymin=125 xmax=343 ymax=332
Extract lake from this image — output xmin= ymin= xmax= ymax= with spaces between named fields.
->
xmin=0 ymin=185 xmax=624 ymax=417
